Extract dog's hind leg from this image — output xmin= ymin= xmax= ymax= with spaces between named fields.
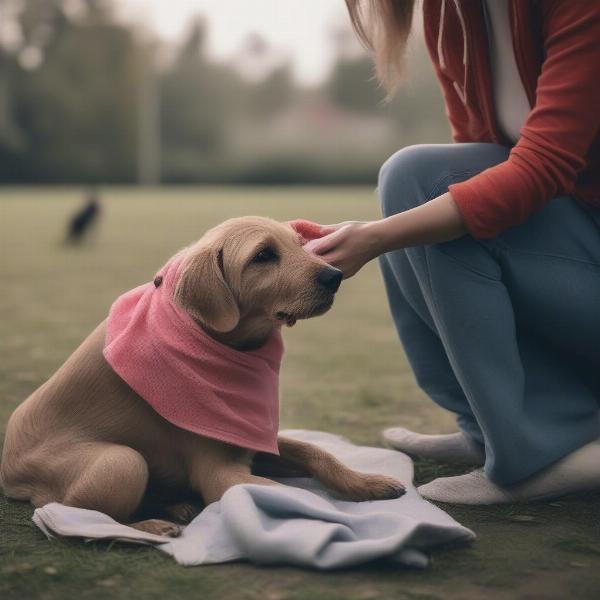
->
xmin=276 ymin=436 xmax=406 ymax=502
xmin=60 ymin=442 xmax=181 ymax=537
xmin=61 ymin=442 xmax=148 ymax=520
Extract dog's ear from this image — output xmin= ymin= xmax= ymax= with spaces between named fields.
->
xmin=173 ymin=245 xmax=240 ymax=333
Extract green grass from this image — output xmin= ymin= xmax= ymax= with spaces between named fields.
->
xmin=1 ymin=186 xmax=600 ymax=599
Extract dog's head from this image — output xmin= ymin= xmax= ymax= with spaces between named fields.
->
xmin=173 ymin=216 xmax=342 ymax=341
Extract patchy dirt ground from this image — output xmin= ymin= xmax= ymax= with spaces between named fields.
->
xmin=2 ymin=187 xmax=600 ymax=600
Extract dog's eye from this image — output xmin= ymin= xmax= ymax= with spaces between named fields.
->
xmin=252 ymin=247 xmax=278 ymax=264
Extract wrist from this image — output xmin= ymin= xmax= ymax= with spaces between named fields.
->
xmin=363 ymin=220 xmax=390 ymax=259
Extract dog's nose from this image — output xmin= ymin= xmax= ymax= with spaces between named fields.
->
xmin=316 ymin=266 xmax=343 ymax=292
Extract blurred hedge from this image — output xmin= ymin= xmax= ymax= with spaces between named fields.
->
xmin=0 ymin=1 xmax=450 ymax=185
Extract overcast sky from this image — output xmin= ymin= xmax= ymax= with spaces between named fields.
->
xmin=117 ymin=0 xmax=351 ymax=84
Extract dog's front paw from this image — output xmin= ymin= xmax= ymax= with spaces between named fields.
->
xmin=341 ymin=473 xmax=406 ymax=502
xmin=165 ymin=501 xmax=202 ymax=524
xmin=130 ymin=519 xmax=182 ymax=537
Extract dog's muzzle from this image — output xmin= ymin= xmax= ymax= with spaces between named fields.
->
xmin=316 ymin=266 xmax=343 ymax=293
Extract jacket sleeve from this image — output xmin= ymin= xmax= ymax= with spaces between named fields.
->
xmin=449 ymin=1 xmax=600 ymax=239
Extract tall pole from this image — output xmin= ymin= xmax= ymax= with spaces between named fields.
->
xmin=137 ymin=42 xmax=161 ymax=186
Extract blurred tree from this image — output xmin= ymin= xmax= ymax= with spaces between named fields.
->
xmin=161 ymin=21 xmax=220 ymax=153
xmin=326 ymin=25 xmax=385 ymax=114
xmin=385 ymin=40 xmax=451 ymax=143
xmin=325 ymin=23 xmax=449 ymax=141
xmin=15 ymin=0 xmax=67 ymax=55
xmin=0 ymin=49 xmax=26 ymax=180
xmin=1 ymin=0 xmax=139 ymax=182
xmin=246 ymin=64 xmax=294 ymax=119
xmin=235 ymin=33 xmax=294 ymax=119
xmin=18 ymin=20 xmax=138 ymax=181
xmin=160 ymin=19 xmax=243 ymax=181
xmin=0 ymin=4 xmax=450 ymax=185
xmin=328 ymin=54 xmax=385 ymax=113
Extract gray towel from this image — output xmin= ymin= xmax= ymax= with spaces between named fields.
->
xmin=32 ymin=430 xmax=475 ymax=569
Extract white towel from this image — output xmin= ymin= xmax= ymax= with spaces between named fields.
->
xmin=33 ymin=430 xmax=475 ymax=569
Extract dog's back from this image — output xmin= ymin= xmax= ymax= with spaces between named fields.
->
xmin=0 ymin=321 xmax=187 ymax=505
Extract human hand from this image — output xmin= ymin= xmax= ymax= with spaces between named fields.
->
xmin=303 ymin=221 xmax=382 ymax=278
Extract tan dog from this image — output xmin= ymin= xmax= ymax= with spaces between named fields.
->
xmin=1 ymin=217 xmax=404 ymax=536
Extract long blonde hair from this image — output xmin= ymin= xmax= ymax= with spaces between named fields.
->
xmin=344 ymin=0 xmax=416 ymax=91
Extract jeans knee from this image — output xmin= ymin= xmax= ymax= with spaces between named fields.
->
xmin=378 ymin=143 xmax=510 ymax=219
xmin=378 ymin=145 xmax=437 ymax=218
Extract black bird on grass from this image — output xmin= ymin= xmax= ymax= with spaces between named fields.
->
xmin=66 ymin=187 xmax=101 ymax=244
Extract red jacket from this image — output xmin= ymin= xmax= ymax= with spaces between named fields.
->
xmin=422 ymin=0 xmax=600 ymax=238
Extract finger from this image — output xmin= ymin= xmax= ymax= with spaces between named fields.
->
xmin=304 ymin=236 xmax=342 ymax=256
xmin=305 ymin=235 xmax=338 ymax=255
xmin=319 ymin=224 xmax=339 ymax=236
xmin=315 ymin=249 xmax=340 ymax=267
xmin=306 ymin=227 xmax=349 ymax=255
xmin=317 ymin=252 xmax=353 ymax=278
xmin=320 ymin=222 xmax=347 ymax=231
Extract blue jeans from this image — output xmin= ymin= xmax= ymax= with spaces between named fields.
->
xmin=378 ymin=143 xmax=600 ymax=485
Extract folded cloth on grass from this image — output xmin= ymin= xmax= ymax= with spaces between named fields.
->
xmin=32 ymin=430 xmax=475 ymax=569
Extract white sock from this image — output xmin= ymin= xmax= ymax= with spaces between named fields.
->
xmin=418 ymin=440 xmax=600 ymax=505
xmin=382 ymin=427 xmax=485 ymax=465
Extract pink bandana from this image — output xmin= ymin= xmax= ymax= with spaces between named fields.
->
xmin=103 ymin=254 xmax=284 ymax=455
